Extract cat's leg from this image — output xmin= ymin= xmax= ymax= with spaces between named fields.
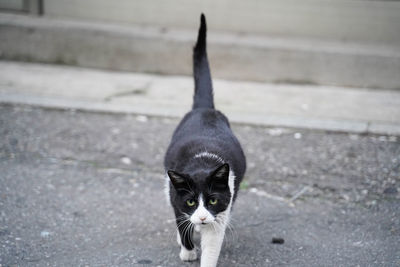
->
xmin=199 ymin=217 xmax=228 ymax=267
xmin=176 ymin=219 xmax=197 ymax=261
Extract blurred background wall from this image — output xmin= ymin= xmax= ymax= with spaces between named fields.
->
xmin=12 ymin=0 xmax=400 ymax=45
xmin=1 ymin=0 xmax=400 ymax=89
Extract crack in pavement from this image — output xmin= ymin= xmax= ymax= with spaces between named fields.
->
xmin=103 ymin=82 xmax=151 ymax=102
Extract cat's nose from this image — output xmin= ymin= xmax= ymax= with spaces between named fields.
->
xmin=200 ymin=217 xmax=206 ymax=222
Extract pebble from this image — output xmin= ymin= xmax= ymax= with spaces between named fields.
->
xmin=121 ymin=157 xmax=132 ymax=165
xmin=268 ymin=128 xmax=283 ymax=136
xmin=40 ymin=231 xmax=50 ymax=238
xmin=272 ymin=237 xmax=285 ymax=244
xmin=137 ymin=259 xmax=152 ymax=264
xmin=383 ymin=187 xmax=398 ymax=195
xmin=294 ymin=133 xmax=302 ymax=139
xmin=249 ymin=188 xmax=258 ymax=193
xmin=378 ymin=136 xmax=387 ymax=142
xmin=136 ymin=115 xmax=148 ymax=122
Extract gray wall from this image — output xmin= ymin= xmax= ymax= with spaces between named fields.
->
xmin=44 ymin=0 xmax=400 ymax=46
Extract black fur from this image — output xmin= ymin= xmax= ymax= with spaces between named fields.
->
xmin=193 ymin=14 xmax=214 ymax=109
xmin=164 ymin=14 xmax=246 ymax=252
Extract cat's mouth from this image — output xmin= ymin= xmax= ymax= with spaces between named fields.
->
xmin=192 ymin=220 xmax=212 ymax=226
xmin=197 ymin=219 xmax=215 ymax=226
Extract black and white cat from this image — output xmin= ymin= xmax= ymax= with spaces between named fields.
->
xmin=164 ymin=14 xmax=246 ymax=267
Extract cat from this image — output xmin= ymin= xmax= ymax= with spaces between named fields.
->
xmin=164 ymin=14 xmax=246 ymax=267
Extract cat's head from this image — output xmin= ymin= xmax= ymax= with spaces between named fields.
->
xmin=168 ymin=163 xmax=232 ymax=225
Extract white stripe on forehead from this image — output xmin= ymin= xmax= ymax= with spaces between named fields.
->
xmin=198 ymin=194 xmax=205 ymax=207
xmin=194 ymin=151 xmax=224 ymax=163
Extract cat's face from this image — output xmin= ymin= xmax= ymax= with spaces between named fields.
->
xmin=168 ymin=164 xmax=232 ymax=225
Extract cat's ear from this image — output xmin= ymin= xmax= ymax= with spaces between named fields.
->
xmin=167 ymin=170 xmax=188 ymax=189
xmin=210 ymin=163 xmax=230 ymax=189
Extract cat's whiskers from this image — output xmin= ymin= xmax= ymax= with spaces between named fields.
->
xmin=176 ymin=213 xmax=190 ymax=220
xmin=176 ymin=218 xmax=191 ymax=229
xmin=214 ymin=213 xmax=238 ymax=245
xmin=209 ymin=220 xmax=218 ymax=234
xmin=167 ymin=218 xmax=184 ymax=244
xmin=181 ymin=221 xmax=194 ymax=248
xmin=175 ymin=219 xmax=188 ymax=227
xmin=167 ymin=214 xmax=193 ymax=247
xmin=225 ymin=220 xmax=238 ymax=244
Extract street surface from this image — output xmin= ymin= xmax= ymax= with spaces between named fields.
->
xmin=1 ymin=104 xmax=399 ymax=266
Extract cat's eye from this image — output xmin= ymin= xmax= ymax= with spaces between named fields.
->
xmin=209 ymin=198 xmax=218 ymax=205
xmin=186 ymin=199 xmax=196 ymax=207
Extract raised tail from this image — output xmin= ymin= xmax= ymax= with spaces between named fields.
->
xmin=192 ymin=14 xmax=214 ymax=109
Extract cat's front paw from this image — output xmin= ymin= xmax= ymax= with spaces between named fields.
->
xmin=179 ymin=246 xmax=197 ymax=262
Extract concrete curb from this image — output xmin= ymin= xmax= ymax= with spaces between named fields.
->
xmin=2 ymin=93 xmax=400 ymax=136
xmin=1 ymin=13 xmax=400 ymax=89
xmin=1 ymin=61 xmax=400 ymax=136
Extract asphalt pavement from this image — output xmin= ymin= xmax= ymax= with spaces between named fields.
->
xmin=0 ymin=104 xmax=399 ymax=266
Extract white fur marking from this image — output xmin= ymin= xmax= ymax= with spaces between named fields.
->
xmin=199 ymin=170 xmax=235 ymax=267
xmin=179 ymin=245 xmax=197 ymax=261
xmin=194 ymin=151 xmax=224 ymax=163
xmin=177 ymin=230 xmax=181 ymax=246
xmin=200 ymin=224 xmax=226 ymax=267
xmin=191 ymin=195 xmax=215 ymax=225
xmin=164 ymin=172 xmax=171 ymax=206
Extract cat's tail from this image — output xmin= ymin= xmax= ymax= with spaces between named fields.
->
xmin=192 ymin=14 xmax=214 ymax=110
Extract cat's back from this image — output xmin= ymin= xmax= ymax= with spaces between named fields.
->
xmin=165 ymin=108 xmax=246 ymax=178
xmin=171 ymin=108 xmax=231 ymax=142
